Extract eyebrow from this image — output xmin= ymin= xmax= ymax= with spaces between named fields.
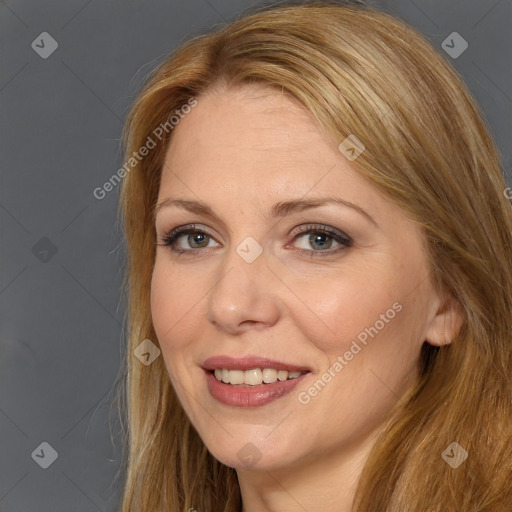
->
xmin=154 ymin=196 xmax=379 ymax=228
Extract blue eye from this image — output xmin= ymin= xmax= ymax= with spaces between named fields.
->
xmin=156 ymin=223 xmax=352 ymax=257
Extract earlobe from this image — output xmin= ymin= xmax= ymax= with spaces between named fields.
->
xmin=424 ymin=292 xmax=465 ymax=347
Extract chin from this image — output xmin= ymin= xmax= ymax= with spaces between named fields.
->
xmin=199 ymin=428 xmax=296 ymax=471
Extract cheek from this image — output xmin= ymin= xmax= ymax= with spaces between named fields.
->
xmin=150 ymin=264 xmax=203 ymax=404
xmin=289 ymin=266 xmax=400 ymax=355
xmin=150 ymin=262 xmax=194 ymax=351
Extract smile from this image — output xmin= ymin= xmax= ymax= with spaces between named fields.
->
xmin=213 ymin=368 xmax=307 ymax=386
xmin=202 ymin=355 xmax=313 ymax=407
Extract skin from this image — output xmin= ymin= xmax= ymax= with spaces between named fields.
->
xmin=150 ymin=84 xmax=463 ymax=512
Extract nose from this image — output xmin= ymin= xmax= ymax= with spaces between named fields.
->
xmin=206 ymin=240 xmax=281 ymax=334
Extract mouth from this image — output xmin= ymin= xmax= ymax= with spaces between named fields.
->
xmin=209 ymin=368 xmax=309 ymax=386
xmin=201 ymin=356 xmax=312 ymax=407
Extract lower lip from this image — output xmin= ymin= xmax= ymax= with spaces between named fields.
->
xmin=205 ymin=370 xmax=310 ymax=408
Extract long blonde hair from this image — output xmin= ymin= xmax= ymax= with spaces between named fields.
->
xmin=114 ymin=1 xmax=512 ymax=510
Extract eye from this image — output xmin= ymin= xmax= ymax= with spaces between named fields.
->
xmin=289 ymin=224 xmax=352 ymax=256
xmin=155 ymin=223 xmax=353 ymax=257
xmin=156 ymin=224 xmax=219 ymax=256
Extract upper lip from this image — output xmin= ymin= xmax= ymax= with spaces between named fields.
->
xmin=202 ymin=355 xmax=312 ymax=372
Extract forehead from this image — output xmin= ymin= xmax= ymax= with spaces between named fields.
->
xmin=156 ymin=85 xmax=398 ymax=230
xmin=161 ymin=86 xmax=349 ymax=191
xmin=166 ymin=85 xmax=327 ymax=162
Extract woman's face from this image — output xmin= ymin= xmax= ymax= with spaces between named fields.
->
xmin=151 ymin=84 xmax=447 ymax=472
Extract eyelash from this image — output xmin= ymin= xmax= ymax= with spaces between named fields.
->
xmin=155 ymin=223 xmax=353 ymax=258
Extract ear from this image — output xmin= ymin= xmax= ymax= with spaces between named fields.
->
xmin=424 ymin=291 xmax=465 ymax=347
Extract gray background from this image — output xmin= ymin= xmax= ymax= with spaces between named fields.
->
xmin=0 ymin=0 xmax=510 ymax=510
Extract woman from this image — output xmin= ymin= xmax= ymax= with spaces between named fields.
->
xmin=115 ymin=1 xmax=512 ymax=510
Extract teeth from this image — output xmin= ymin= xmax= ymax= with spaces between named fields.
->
xmin=212 ymin=368 xmax=306 ymax=386
xmin=229 ymin=370 xmax=244 ymax=385
xmin=277 ymin=370 xmax=288 ymax=381
xmin=262 ymin=368 xmax=277 ymax=383
xmin=245 ymin=368 xmax=263 ymax=385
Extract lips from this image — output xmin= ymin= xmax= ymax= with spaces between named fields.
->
xmin=201 ymin=355 xmax=312 ymax=407
xmin=202 ymin=355 xmax=312 ymax=373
